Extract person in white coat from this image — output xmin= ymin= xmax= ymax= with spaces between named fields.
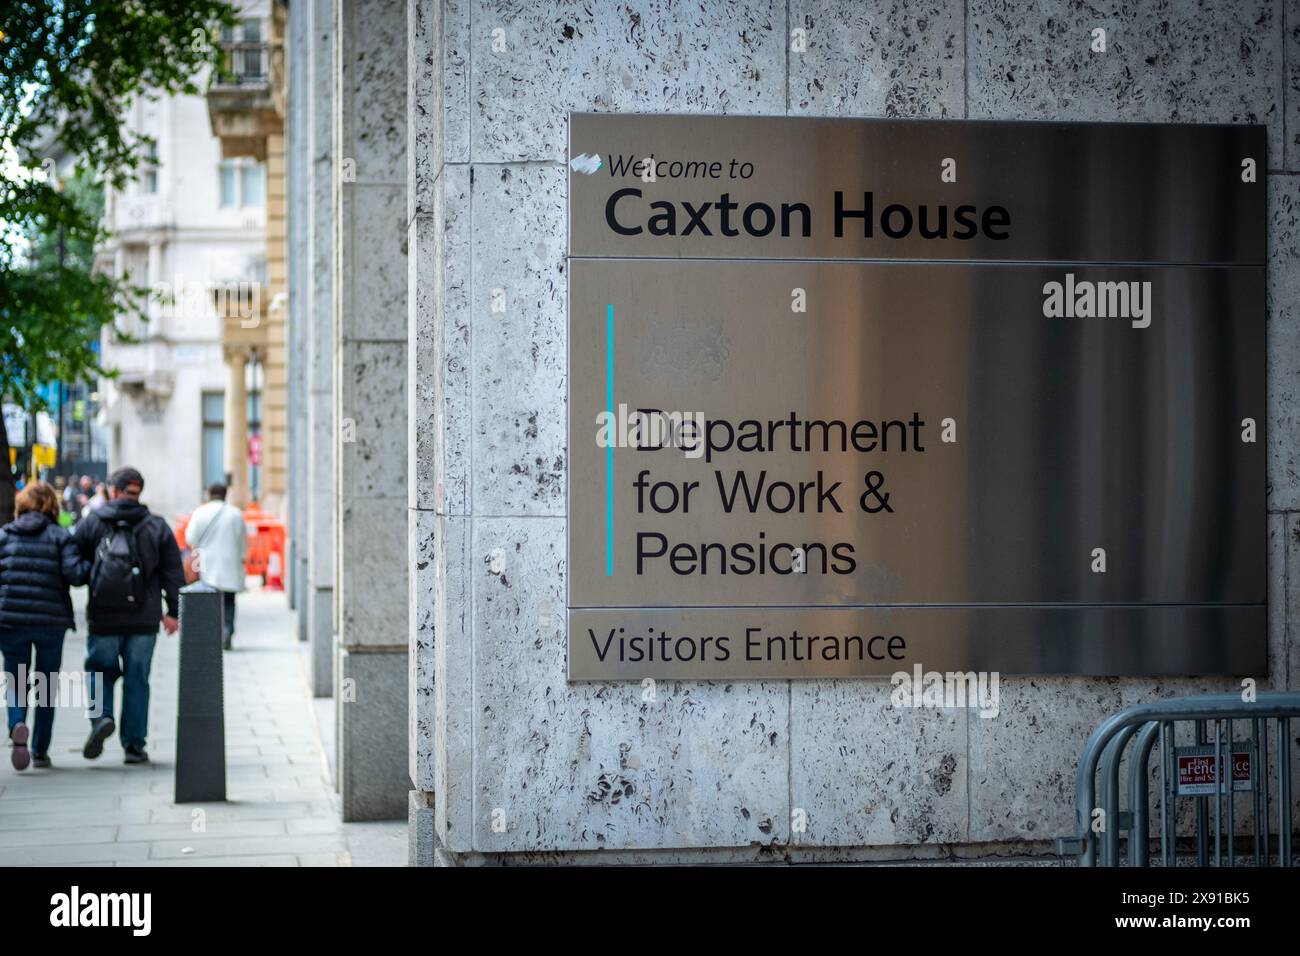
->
xmin=186 ymin=483 xmax=248 ymax=649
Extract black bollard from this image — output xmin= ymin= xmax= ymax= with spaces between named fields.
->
xmin=175 ymin=583 xmax=226 ymax=803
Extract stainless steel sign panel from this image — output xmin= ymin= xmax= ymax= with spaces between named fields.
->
xmin=568 ymin=260 xmax=1264 ymax=611
xmin=568 ymin=606 xmax=1266 ymax=680
xmin=566 ymin=114 xmax=1266 ymax=680
xmin=569 ymin=114 xmax=1265 ymax=264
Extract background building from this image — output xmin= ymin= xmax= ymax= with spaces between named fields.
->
xmin=206 ymin=0 xmax=289 ymax=516
xmin=95 ymin=84 xmax=266 ymax=525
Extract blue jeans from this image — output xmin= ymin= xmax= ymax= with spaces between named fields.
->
xmin=86 ymin=633 xmax=157 ymax=749
xmin=222 ymin=590 xmax=237 ymax=641
xmin=0 ymin=630 xmax=65 ymax=756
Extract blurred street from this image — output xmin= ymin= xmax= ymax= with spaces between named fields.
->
xmin=0 ymin=586 xmax=403 ymax=866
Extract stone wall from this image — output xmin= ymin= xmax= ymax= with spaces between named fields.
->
xmin=305 ymin=0 xmax=336 ymax=698
xmin=334 ymin=0 xmax=411 ymax=821
xmin=408 ymin=0 xmax=1300 ymax=863
xmin=292 ymin=0 xmax=412 ymax=822
xmin=287 ymin=0 xmax=309 ymax=624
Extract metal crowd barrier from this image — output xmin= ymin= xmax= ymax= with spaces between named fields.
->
xmin=1062 ymin=693 xmax=1299 ymax=867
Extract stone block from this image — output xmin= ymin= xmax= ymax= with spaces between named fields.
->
xmin=410 ymin=0 xmax=445 ymax=220
xmin=435 ymin=514 xmax=472 ymax=849
xmin=1289 ymin=513 xmax=1300 ymax=692
xmin=339 ymin=340 xmax=408 ymax=497
xmin=1269 ymin=512 xmax=1289 ymax=691
xmin=1286 ymin=0 xmax=1300 ymax=170
xmin=969 ymin=1 xmax=1283 ymax=166
xmin=345 ymin=184 xmax=410 ymax=344
xmin=339 ymin=501 xmax=409 ymax=647
xmin=339 ymin=0 xmax=408 ymax=185
xmin=471 ymin=164 xmax=566 ymax=516
xmin=444 ymin=0 xmax=470 ymax=163
xmin=307 ymin=585 xmax=333 ymax=698
xmin=790 ymin=680 xmax=969 ymax=847
xmin=471 ymin=516 xmax=788 ymax=852
xmin=339 ymin=647 xmax=410 ymax=821
xmin=407 ymin=171 xmax=468 ymax=520
xmin=968 ymin=677 xmax=1125 ymax=842
xmin=409 ymin=790 xmax=436 ymax=866
xmin=1269 ymin=174 xmax=1300 ymax=509
xmin=468 ymin=0 xmax=786 ymax=162
xmin=789 ymin=0 xmax=964 ymax=117
xmin=441 ymin=166 xmax=472 ymax=515
xmin=308 ymin=486 xmax=334 ymax=586
xmin=409 ymin=508 xmax=437 ymax=791
xmin=407 ymin=207 xmax=446 ymax=513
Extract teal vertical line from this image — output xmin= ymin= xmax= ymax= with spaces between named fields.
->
xmin=605 ymin=303 xmax=614 ymax=576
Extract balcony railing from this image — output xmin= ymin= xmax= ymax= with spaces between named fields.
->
xmin=214 ymin=41 xmax=269 ymax=88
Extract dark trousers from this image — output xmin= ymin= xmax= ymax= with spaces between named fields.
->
xmin=0 ymin=630 xmax=65 ymax=756
xmin=86 ymin=633 xmax=157 ymax=749
xmin=222 ymin=590 xmax=237 ymax=641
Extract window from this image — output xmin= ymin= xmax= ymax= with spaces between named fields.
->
xmin=121 ymin=245 xmax=150 ymax=336
xmin=221 ymin=19 xmax=266 ymax=84
xmin=218 ymin=159 xmax=264 ymax=209
xmin=139 ymin=142 xmax=158 ymax=195
xmin=219 ymin=164 xmax=237 ymax=207
xmin=221 ymin=19 xmax=262 ymax=43
xmin=201 ymin=391 xmax=225 ymax=490
xmin=240 ymin=163 xmax=264 ymax=206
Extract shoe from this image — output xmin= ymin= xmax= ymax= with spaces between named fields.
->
xmin=32 ymin=754 xmax=50 ymax=769
xmin=10 ymin=723 xmax=29 ymax=771
xmin=83 ymin=716 xmax=116 ymax=759
xmin=223 ymin=633 xmax=232 ymax=651
xmin=123 ymin=745 xmax=149 ymax=765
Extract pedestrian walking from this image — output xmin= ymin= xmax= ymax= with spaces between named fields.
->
xmin=0 ymin=481 xmax=89 ymax=770
xmin=86 ymin=482 xmax=107 ymax=513
xmin=185 ymin=483 xmax=248 ymax=650
xmin=61 ymin=476 xmax=80 ymax=510
xmin=73 ymin=467 xmax=185 ymax=765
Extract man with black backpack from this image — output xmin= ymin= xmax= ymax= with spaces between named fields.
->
xmin=73 ymin=467 xmax=185 ymax=765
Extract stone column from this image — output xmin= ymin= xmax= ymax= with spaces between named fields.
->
xmin=305 ymin=0 xmax=336 ymax=695
xmin=333 ymin=0 xmax=410 ymax=821
xmin=286 ymin=0 xmax=309 ymax=624
xmin=405 ymin=0 xmax=471 ymax=867
xmin=406 ymin=0 xmax=831 ymax=866
xmin=223 ymin=349 xmax=248 ymax=507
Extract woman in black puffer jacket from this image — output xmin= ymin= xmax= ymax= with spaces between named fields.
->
xmin=0 ymin=481 xmax=89 ymax=770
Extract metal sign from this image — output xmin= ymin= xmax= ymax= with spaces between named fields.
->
xmin=1175 ymin=745 xmax=1254 ymax=796
xmin=567 ymin=114 xmax=1267 ymax=680
xmin=568 ymin=114 xmax=1265 ymax=264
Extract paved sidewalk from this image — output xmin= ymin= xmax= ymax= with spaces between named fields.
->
xmin=0 ymin=586 xmax=405 ymax=866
